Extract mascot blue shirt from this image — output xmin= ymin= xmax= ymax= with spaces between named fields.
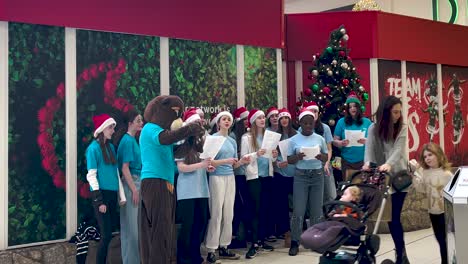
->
xmin=140 ymin=123 xmax=175 ymax=184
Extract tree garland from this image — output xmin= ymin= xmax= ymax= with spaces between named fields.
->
xmin=37 ymin=58 xmax=133 ymax=198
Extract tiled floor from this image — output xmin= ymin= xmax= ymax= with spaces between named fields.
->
xmin=217 ymin=228 xmax=440 ymax=264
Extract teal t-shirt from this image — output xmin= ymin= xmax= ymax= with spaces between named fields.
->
xmin=86 ymin=140 xmax=119 ymax=191
xmin=140 ymin=123 xmax=175 ymax=184
xmin=288 ymin=133 xmax=328 ymax=170
xmin=212 ymin=132 xmax=237 ymax=176
xmin=334 ymin=117 xmax=372 ymax=163
xmin=117 ymin=133 xmax=142 ymax=176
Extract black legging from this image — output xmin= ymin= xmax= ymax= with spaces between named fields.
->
xmin=93 ymin=190 xmax=118 ymax=264
xmin=430 ymin=213 xmax=448 ymax=264
xmin=388 ymin=192 xmax=407 ymax=257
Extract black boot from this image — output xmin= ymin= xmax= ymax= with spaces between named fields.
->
xmin=395 ymin=248 xmax=410 ymax=264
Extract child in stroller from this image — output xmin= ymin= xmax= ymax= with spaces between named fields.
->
xmin=301 ymin=168 xmax=391 ymax=264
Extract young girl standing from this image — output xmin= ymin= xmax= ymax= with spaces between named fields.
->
xmin=287 ymin=109 xmax=328 ymax=256
xmin=175 ymin=109 xmax=212 ymax=264
xmin=115 ymin=110 xmax=144 ymax=264
xmin=241 ymin=109 xmax=277 ymax=259
xmin=86 ymin=114 xmax=122 ymax=264
xmin=411 ymin=143 xmax=453 ymax=264
xmin=205 ymin=111 xmax=249 ymax=264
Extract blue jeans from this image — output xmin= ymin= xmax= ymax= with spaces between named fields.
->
xmin=120 ymin=176 xmax=141 ymax=264
xmin=291 ymin=168 xmax=324 ymax=242
xmin=323 ymin=164 xmax=337 ymax=204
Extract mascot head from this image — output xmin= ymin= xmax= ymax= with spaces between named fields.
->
xmin=144 ymin=95 xmax=184 ymax=129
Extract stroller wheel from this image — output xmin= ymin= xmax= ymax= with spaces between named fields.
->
xmin=381 ymin=259 xmax=395 ymax=264
xmin=366 ymin=234 xmax=380 ymax=255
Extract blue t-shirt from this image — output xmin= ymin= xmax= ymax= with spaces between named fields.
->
xmin=334 ymin=117 xmax=372 ymax=163
xmin=275 ymin=132 xmax=297 ymax=177
xmin=288 ymin=133 xmax=328 ymax=170
xmin=140 ymin=123 xmax=175 ymax=184
xmin=256 ymin=135 xmax=270 ymax=177
xmin=117 ymin=133 xmax=142 ymax=176
xmin=176 ymin=159 xmax=210 ymax=200
xmin=230 ymin=132 xmax=246 ymax=176
xmin=212 ymin=132 xmax=237 ymax=176
xmin=86 ymin=140 xmax=119 ymax=191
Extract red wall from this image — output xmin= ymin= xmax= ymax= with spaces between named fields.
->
xmin=285 ymin=11 xmax=378 ymax=61
xmin=286 ymin=11 xmax=468 ymax=67
xmin=0 ymin=0 xmax=283 ymax=48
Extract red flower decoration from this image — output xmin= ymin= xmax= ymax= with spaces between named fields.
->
xmin=37 ymin=59 xmax=134 ymax=198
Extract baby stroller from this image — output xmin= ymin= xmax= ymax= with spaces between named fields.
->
xmin=301 ymin=167 xmax=391 ymax=264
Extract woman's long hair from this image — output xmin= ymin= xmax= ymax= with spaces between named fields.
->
xmin=113 ymin=109 xmax=140 ymax=147
xmin=344 ymin=103 xmax=363 ymax=126
xmin=97 ymin=133 xmax=117 ymax=164
xmin=374 ymin=95 xmax=403 ymax=142
xmin=233 ymin=117 xmax=248 ymax=153
xmin=249 ymin=121 xmax=264 ymax=151
xmin=277 ymin=117 xmax=297 ymax=140
xmin=174 ymin=134 xmax=204 ymax=165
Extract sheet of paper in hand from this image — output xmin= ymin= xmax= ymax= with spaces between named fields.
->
xmin=200 ymin=136 xmax=226 ymax=159
xmin=344 ymin=130 xmax=365 ymax=147
xmin=300 ymin=146 xmax=321 ymax=160
xmin=278 ymin=139 xmax=290 ymax=161
xmin=261 ymin=130 xmax=282 ymax=158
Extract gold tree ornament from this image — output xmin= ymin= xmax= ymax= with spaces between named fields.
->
xmin=352 ymin=0 xmax=381 ymax=11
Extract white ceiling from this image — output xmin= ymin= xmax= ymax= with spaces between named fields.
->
xmin=284 ymin=0 xmax=358 ymax=14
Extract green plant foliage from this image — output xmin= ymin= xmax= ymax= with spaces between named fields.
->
xmin=244 ymin=47 xmax=277 ymax=110
xmin=76 ymin=30 xmax=160 ymax=222
xmin=169 ymin=39 xmax=237 ymax=113
xmin=8 ymin=23 xmax=66 ymax=245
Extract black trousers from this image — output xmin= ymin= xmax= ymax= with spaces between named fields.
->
xmin=259 ymin=177 xmax=275 ymax=240
xmin=232 ymin=175 xmax=249 ymax=240
xmin=246 ymin=178 xmax=261 ymax=243
xmin=177 ymin=198 xmax=209 ymax=264
xmin=92 ymin=190 xmax=117 ymax=264
xmin=273 ymin=173 xmax=293 ymax=236
xmin=140 ymin=178 xmax=176 ymax=264
xmin=388 ymin=192 xmax=407 ymax=257
xmin=430 ymin=213 xmax=448 ymax=264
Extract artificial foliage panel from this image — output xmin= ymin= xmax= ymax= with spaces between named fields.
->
xmin=8 ymin=23 xmax=66 ymax=245
xmin=76 ymin=30 xmax=160 ymax=221
xmin=244 ymin=47 xmax=277 ymax=111
xmin=169 ymin=39 xmax=237 ymax=115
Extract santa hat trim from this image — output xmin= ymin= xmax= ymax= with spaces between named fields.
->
xmin=94 ymin=117 xmax=116 ymax=138
xmin=249 ymin=110 xmax=265 ymax=126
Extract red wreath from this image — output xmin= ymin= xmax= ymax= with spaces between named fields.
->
xmin=37 ymin=58 xmax=134 ymax=198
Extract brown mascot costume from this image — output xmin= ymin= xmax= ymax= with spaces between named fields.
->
xmin=139 ymin=95 xmax=204 ymax=264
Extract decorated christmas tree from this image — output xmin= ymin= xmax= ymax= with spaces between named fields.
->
xmin=298 ymin=26 xmax=369 ymax=127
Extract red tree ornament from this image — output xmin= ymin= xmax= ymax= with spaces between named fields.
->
xmin=304 ymin=87 xmax=312 ymax=96
xmin=342 ymin=79 xmax=350 ymax=86
xmin=323 ymin=86 xmax=331 ymax=95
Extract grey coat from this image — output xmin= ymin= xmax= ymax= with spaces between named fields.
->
xmin=364 ymin=123 xmax=408 ymax=176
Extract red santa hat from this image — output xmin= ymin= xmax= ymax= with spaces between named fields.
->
xmin=303 ymin=101 xmax=319 ymax=111
xmin=93 ymin=114 xmax=116 ymax=138
xmin=233 ymin=107 xmax=249 ymax=122
xmin=298 ymin=108 xmax=316 ymax=121
xmin=278 ymin=108 xmax=291 ymax=119
xmin=248 ymin=109 xmax=265 ymax=127
xmin=183 ymin=108 xmax=201 ymax=125
xmin=266 ymin=106 xmax=279 ymax=119
xmin=213 ymin=111 xmax=234 ymax=127
xmin=196 ymin=108 xmax=204 ymax=116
